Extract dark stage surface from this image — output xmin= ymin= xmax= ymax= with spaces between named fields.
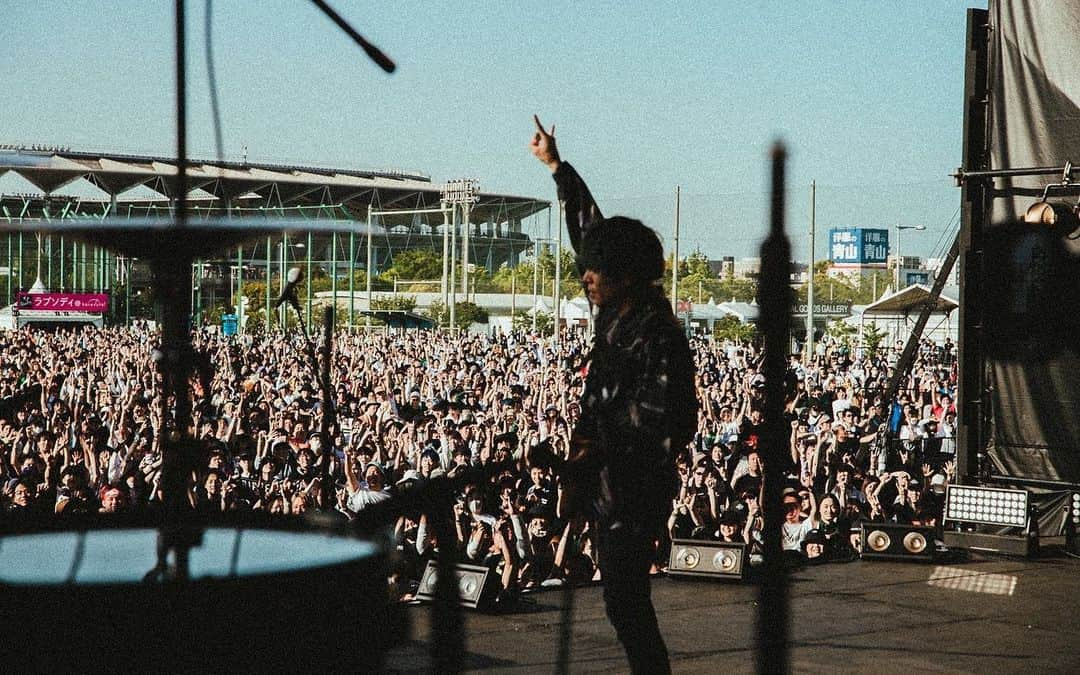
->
xmin=386 ymin=553 xmax=1080 ymax=674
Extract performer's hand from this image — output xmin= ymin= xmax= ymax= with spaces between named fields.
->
xmin=530 ymin=115 xmax=561 ymax=172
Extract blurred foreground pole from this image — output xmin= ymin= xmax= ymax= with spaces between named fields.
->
xmin=756 ymin=143 xmax=792 ymax=674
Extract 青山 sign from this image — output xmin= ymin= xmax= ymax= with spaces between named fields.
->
xmin=905 ymin=271 xmax=930 ymax=286
xmin=16 ymin=292 xmax=110 ymax=312
xmin=829 ymin=228 xmax=889 ymax=266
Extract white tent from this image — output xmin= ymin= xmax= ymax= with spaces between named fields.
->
xmin=855 ymin=284 xmax=959 ymax=345
xmin=2 ymin=277 xmax=105 ymax=330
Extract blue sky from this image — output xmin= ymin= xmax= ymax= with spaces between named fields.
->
xmin=0 ymin=1 xmax=986 ymax=261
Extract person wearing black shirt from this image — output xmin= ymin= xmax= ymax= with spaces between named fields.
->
xmin=531 ymin=116 xmax=697 ymax=675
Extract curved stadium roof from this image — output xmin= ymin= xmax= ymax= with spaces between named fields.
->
xmin=0 ymin=145 xmax=550 ymax=225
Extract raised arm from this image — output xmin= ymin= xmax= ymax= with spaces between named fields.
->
xmin=530 ymin=115 xmax=603 ymax=252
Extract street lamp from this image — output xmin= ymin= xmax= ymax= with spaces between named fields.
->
xmin=531 ymin=237 xmax=557 ymax=333
xmin=893 ymin=224 xmax=926 ymax=291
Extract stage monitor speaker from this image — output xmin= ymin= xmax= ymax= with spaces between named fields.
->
xmin=860 ymin=523 xmax=935 ymax=562
xmin=415 ymin=560 xmax=499 ymax=610
xmin=668 ymin=539 xmax=747 ymax=579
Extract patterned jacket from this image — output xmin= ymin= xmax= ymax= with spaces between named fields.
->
xmin=553 ymin=162 xmax=698 ymax=531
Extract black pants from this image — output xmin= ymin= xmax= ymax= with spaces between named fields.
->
xmin=596 ymin=524 xmax=671 ymax=675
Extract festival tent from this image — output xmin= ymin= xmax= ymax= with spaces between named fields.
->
xmin=857 ymin=284 xmax=958 ymax=345
xmin=0 ymin=278 xmax=104 ymax=330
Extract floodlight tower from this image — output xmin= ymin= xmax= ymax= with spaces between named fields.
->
xmin=441 ymin=178 xmax=479 ymax=330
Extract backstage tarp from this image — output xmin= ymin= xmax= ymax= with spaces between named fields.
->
xmin=983 ymin=1 xmax=1080 ymax=484
xmin=989 ymin=0 xmax=1080 ymax=234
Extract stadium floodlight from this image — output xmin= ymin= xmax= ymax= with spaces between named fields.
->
xmin=944 ymin=484 xmax=1029 ymax=528
xmin=1072 ymin=493 xmax=1080 ymax=527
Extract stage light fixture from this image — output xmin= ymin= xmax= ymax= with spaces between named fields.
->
xmin=1066 ymin=493 xmax=1080 ymax=556
xmin=944 ymin=484 xmax=1029 ymax=528
xmin=1023 ymin=201 xmax=1080 ymax=234
xmin=1024 ymin=167 xmax=1080 ymax=234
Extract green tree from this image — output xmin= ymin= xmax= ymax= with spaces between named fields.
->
xmin=794 ymin=261 xmax=888 ymax=306
xmin=109 ymin=283 xmax=154 ymax=323
xmin=664 ymin=249 xmax=719 ymax=303
xmin=512 ymin=309 xmax=554 ymax=336
xmin=379 ymin=249 xmax=443 ymax=286
xmin=371 ymin=295 xmax=417 ymax=312
xmin=531 ymin=246 xmax=580 ymax=299
xmin=455 ymin=301 xmax=488 ymax=326
xmin=713 ymin=315 xmax=757 ymax=342
xmin=853 ymin=271 xmax=891 ymax=305
xmin=240 ymin=280 xmax=269 ymax=333
xmin=425 ymin=300 xmax=488 ymax=331
xmin=708 ymin=277 xmax=756 ymax=303
xmin=825 ymin=318 xmax=858 ymax=354
xmin=861 ymin=321 xmax=888 ymax=356
xmin=466 ymin=265 xmax=492 ymax=295
xmin=488 ymin=261 xmax=533 ymax=294
xmin=298 ymin=268 xmax=331 ymax=298
xmin=795 ymin=264 xmax=857 ymax=306
xmin=203 ymin=304 xmax=228 ymax=326
xmin=344 ymin=269 xmax=388 ymax=291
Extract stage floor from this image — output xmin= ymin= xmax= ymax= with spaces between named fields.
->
xmin=386 ymin=551 xmax=1080 ymax=674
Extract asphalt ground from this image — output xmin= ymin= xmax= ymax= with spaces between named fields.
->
xmin=385 ymin=550 xmax=1080 ymax=674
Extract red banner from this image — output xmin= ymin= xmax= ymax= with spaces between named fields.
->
xmin=16 ymin=292 xmax=110 ymax=312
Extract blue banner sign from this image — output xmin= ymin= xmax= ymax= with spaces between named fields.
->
xmin=829 ymin=228 xmax=888 ymax=266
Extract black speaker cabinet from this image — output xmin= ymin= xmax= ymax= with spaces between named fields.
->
xmin=860 ymin=522 xmax=935 ymax=561
xmin=668 ymin=539 xmax=748 ymax=579
xmin=415 ymin=560 xmax=500 ymax=610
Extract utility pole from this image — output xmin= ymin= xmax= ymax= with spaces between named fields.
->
xmin=306 ymin=231 xmax=313 ymax=329
xmin=366 ymin=205 xmax=373 ymax=331
xmin=531 ymin=238 xmax=539 ymax=332
xmin=672 ymin=185 xmax=680 ymax=314
xmin=554 ymin=201 xmax=563 ymax=348
xmin=461 ymin=202 xmax=471 ymax=298
xmin=265 ymin=236 xmax=271 ymax=330
xmin=894 ymin=224 xmax=927 ymax=291
xmin=348 ymin=231 xmax=355 ymax=330
xmin=440 ymin=199 xmax=450 ymax=310
xmin=236 ymin=245 xmax=243 ymax=334
xmin=806 ymin=180 xmax=816 ymax=360
xmin=279 ymin=234 xmax=287 ymax=330
xmin=449 ymin=204 xmax=457 ymax=330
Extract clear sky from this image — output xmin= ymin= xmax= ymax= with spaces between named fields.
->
xmin=0 ymin=1 xmax=986 ymax=262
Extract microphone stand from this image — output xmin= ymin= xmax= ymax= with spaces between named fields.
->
xmin=308 ymin=0 xmax=396 ymax=73
xmin=285 ymin=293 xmax=336 ymax=509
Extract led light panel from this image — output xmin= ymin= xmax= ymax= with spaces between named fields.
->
xmin=944 ymin=485 xmax=1028 ymax=528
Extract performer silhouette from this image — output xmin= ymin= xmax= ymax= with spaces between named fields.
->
xmin=530 ymin=115 xmax=698 ymax=674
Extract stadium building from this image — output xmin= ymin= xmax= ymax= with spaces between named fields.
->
xmin=0 ymin=145 xmax=550 ymax=327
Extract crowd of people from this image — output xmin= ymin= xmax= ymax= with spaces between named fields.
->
xmin=0 ymin=323 xmax=958 ymax=598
